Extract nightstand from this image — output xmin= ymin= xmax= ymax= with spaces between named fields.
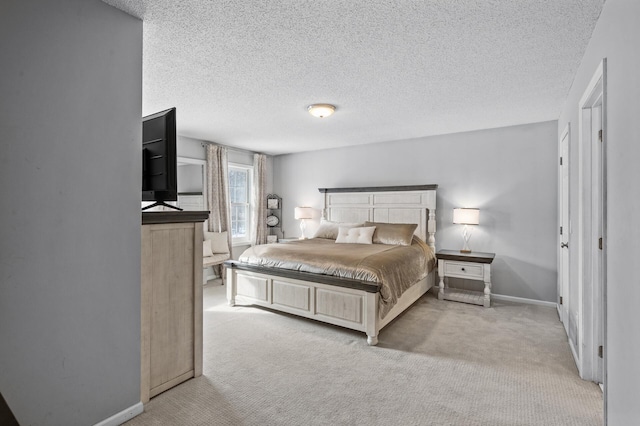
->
xmin=436 ymin=250 xmax=495 ymax=307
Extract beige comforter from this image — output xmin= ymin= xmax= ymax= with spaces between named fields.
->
xmin=239 ymin=236 xmax=436 ymax=318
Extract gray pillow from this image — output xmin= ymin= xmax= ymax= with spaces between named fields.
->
xmin=364 ymin=222 xmax=417 ymax=246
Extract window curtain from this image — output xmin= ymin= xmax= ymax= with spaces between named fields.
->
xmin=206 ymin=144 xmax=232 ymax=279
xmin=251 ymin=153 xmax=268 ymax=246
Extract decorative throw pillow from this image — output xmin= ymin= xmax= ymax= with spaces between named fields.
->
xmin=364 ymin=222 xmax=417 ymax=246
xmin=204 ymin=231 xmax=230 ymax=254
xmin=335 ymin=226 xmax=376 ymax=244
xmin=313 ymin=219 xmax=363 ymax=240
xmin=203 ymin=240 xmax=214 ymax=257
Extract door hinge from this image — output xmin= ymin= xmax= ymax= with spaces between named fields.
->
xmin=560 ymin=157 xmax=563 ymax=166
xmin=560 ymin=296 xmax=563 ymax=305
xmin=599 ymin=129 xmax=603 ymax=142
xmin=598 ymin=345 xmax=603 ymax=358
xmin=599 ymin=237 xmax=603 ymax=250
xmin=560 ymin=226 xmax=563 ymax=235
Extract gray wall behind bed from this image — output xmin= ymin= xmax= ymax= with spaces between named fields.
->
xmin=272 ymin=120 xmax=557 ymax=303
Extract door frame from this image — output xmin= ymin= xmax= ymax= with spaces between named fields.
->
xmin=577 ymin=59 xmax=607 ymax=386
xmin=557 ymin=124 xmax=570 ymax=334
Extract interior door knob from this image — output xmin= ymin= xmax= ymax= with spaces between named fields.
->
xmin=561 ymin=242 xmax=569 ymax=248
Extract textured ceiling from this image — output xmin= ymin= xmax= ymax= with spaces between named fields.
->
xmin=103 ymin=0 xmax=603 ymax=155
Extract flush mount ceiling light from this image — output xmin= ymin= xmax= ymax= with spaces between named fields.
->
xmin=307 ymin=104 xmax=336 ymax=118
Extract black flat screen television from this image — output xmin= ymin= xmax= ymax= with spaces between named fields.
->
xmin=142 ymin=107 xmax=181 ymax=211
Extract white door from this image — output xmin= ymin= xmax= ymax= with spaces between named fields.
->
xmin=558 ymin=126 xmax=570 ymax=333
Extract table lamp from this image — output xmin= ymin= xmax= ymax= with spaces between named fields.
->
xmin=453 ymin=208 xmax=480 ymax=253
xmin=294 ymin=207 xmax=313 ymax=239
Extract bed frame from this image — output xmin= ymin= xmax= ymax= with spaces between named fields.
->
xmin=225 ymin=184 xmax=437 ymax=345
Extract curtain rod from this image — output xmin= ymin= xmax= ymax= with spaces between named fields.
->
xmin=200 ymin=140 xmax=264 ymax=156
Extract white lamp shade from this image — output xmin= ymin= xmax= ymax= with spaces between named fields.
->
xmin=453 ymin=208 xmax=480 ymax=225
xmin=294 ymin=207 xmax=313 ymax=220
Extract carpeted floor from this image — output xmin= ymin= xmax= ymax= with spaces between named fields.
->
xmin=126 ymin=281 xmax=603 ymax=425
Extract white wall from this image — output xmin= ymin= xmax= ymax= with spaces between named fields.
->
xmin=558 ymin=0 xmax=640 ymax=422
xmin=274 ymin=121 xmax=558 ymax=302
xmin=0 ymin=1 xmax=142 ymax=425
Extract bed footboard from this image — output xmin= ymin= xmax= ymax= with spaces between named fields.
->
xmin=226 ymin=263 xmax=435 ymax=345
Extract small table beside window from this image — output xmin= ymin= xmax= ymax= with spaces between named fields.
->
xmin=436 ymin=250 xmax=495 ymax=307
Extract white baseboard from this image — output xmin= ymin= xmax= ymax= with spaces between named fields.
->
xmin=432 ymin=286 xmax=556 ymax=308
xmin=569 ymin=337 xmax=580 ymax=372
xmin=490 ymin=293 xmax=556 ymax=307
xmin=93 ymin=402 xmax=143 ymax=426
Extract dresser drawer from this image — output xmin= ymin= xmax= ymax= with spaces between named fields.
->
xmin=443 ymin=261 xmax=484 ymax=279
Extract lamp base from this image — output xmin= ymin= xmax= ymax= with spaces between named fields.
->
xmin=299 ymin=219 xmax=307 ymax=239
xmin=460 ymin=225 xmax=473 ymax=253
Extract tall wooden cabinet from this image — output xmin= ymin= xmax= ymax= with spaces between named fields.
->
xmin=141 ymin=211 xmax=208 ymax=403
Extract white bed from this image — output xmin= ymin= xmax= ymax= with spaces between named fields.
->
xmin=225 ymin=184 xmax=437 ymax=345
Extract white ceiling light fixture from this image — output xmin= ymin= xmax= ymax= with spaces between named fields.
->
xmin=307 ymin=104 xmax=336 ymax=118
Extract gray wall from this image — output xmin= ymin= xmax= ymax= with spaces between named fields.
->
xmin=0 ymin=1 xmax=142 ymax=425
xmin=274 ymin=121 xmax=558 ymax=302
xmin=558 ymin=0 xmax=640 ymax=422
xmin=178 ymin=135 xmax=207 ymax=160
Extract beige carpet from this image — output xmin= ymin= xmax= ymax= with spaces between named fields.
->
xmin=127 ymin=281 xmax=602 ymax=425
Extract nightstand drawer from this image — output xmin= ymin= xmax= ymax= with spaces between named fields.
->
xmin=443 ymin=261 xmax=484 ymax=279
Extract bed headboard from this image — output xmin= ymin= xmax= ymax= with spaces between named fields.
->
xmin=318 ymin=184 xmax=437 ymax=252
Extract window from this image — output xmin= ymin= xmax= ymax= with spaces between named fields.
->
xmin=228 ymin=163 xmax=252 ymax=244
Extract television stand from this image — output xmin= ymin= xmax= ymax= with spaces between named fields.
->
xmin=142 ymin=201 xmax=183 ymax=211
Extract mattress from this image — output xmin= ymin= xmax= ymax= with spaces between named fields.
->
xmin=238 ymin=236 xmax=436 ymax=318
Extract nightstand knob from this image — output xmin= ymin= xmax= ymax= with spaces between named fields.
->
xmin=461 ymin=267 xmax=466 ymax=271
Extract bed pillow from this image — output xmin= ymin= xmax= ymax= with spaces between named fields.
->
xmin=364 ymin=222 xmax=417 ymax=246
xmin=203 ymin=240 xmax=214 ymax=257
xmin=313 ymin=219 xmax=363 ymax=240
xmin=204 ymin=231 xmax=230 ymax=254
xmin=335 ymin=226 xmax=376 ymax=244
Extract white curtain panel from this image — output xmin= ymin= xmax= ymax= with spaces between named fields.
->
xmin=251 ymin=153 xmax=268 ymax=246
xmin=206 ymin=144 xmax=231 ymax=279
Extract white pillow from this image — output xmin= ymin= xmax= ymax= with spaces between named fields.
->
xmin=335 ymin=226 xmax=376 ymax=244
xmin=204 ymin=231 xmax=230 ymax=254
xmin=203 ymin=240 xmax=214 ymax=257
xmin=313 ymin=219 xmax=363 ymax=240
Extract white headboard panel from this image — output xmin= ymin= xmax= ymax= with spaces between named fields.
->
xmin=319 ymin=185 xmax=438 ymax=252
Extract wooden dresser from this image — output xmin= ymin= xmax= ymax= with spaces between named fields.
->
xmin=141 ymin=211 xmax=208 ymax=403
